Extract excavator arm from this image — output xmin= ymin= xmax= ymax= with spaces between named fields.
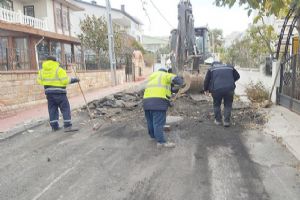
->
xmin=170 ymin=0 xmax=210 ymax=93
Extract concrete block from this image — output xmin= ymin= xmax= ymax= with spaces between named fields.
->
xmin=166 ymin=116 xmax=184 ymax=124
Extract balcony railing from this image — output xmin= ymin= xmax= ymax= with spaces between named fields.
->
xmin=0 ymin=7 xmax=48 ymax=31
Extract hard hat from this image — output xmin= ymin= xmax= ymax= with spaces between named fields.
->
xmin=159 ymin=66 xmax=168 ymax=71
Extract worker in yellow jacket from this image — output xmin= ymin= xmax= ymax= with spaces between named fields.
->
xmin=37 ymin=56 xmax=79 ymax=132
xmin=143 ymin=67 xmax=183 ymax=148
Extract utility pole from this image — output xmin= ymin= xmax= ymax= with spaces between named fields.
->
xmin=105 ymin=0 xmax=117 ymax=86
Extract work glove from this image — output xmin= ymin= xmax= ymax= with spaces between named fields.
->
xmin=70 ymin=77 xmax=80 ymax=84
xmin=168 ymin=100 xmax=174 ymax=107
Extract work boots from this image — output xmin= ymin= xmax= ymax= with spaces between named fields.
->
xmin=214 ymin=119 xmax=222 ymax=126
xmin=52 ymin=127 xmax=62 ymax=132
xmin=223 ymin=121 xmax=230 ymax=127
xmin=64 ymin=126 xmax=79 ymax=132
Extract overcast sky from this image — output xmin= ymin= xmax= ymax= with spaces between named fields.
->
xmin=97 ymin=0 xmax=253 ymax=37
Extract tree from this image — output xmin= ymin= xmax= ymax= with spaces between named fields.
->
xmin=247 ymin=23 xmax=277 ymax=58
xmin=78 ymin=15 xmax=146 ymax=69
xmin=132 ymin=40 xmax=145 ymax=54
xmin=78 ymin=15 xmax=122 ymax=68
xmin=214 ymin=1 xmax=300 ymax=43
xmin=214 ymin=0 xmax=293 ymax=18
xmin=209 ymin=28 xmax=224 ymax=53
xmin=214 ymin=0 xmax=298 ymax=60
xmin=221 ymin=24 xmax=274 ymax=68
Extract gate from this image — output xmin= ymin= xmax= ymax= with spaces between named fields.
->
xmin=275 ymin=5 xmax=300 ymax=114
xmin=278 ymin=54 xmax=300 ymax=114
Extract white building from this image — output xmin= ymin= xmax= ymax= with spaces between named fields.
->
xmin=142 ymin=35 xmax=169 ymax=52
xmin=0 ymin=0 xmax=84 ymax=71
xmin=70 ymin=0 xmax=143 ymax=42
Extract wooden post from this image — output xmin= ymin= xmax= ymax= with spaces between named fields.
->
xmin=71 ymin=43 xmax=74 ymax=63
xmin=29 ymin=36 xmax=36 ymax=70
xmin=8 ymin=36 xmax=14 ymax=70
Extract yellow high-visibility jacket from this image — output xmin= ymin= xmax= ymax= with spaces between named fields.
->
xmin=37 ymin=60 xmax=70 ymax=94
xmin=143 ymin=70 xmax=176 ymax=99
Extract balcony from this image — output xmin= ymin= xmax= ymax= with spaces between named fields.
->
xmin=0 ymin=7 xmax=48 ymax=31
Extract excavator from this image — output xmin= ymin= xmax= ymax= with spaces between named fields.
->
xmin=170 ymin=0 xmax=210 ymax=93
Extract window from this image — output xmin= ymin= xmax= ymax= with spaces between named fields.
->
xmin=14 ymin=38 xmax=30 ymax=70
xmin=0 ymin=0 xmax=13 ymax=10
xmin=56 ymin=7 xmax=62 ymax=29
xmin=50 ymin=41 xmax=61 ymax=62
xmin=0 ymin=37 xmax=8 ymax=71
xmin=64 ymin=43 xmax=72 ymax=67
xmin=37 ymin=40 xmax=49 ymax=69
xmin=62 ymin=10 xmax=69 ymax=31
xmin=24 ymin=5 xmax=35 ymax=17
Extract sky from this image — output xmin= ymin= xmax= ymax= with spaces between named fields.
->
xmin=97 ymin=0 xmax=253 ymax=37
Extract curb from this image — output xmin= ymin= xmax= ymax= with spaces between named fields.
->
xmin=0 ymin=82 xmax=147 ymax=141
xmin=0 ymin=118 xmax=47 ymax=142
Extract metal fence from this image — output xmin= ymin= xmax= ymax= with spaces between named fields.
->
xmin=278 ymin=54 xmax=300 ymax=114
xmin=0 ymin=48 xmax=125 ymax=71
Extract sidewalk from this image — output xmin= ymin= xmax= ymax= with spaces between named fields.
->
xmin=235 ymin=74 xmax=300 ymax=161
xmin=264 ymin=105 xmax=300 ymax=161
xmin=0 ymin=80 xmax=146 ymax=133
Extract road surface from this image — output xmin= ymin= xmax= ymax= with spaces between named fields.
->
xmin=1 ymin=93 xmax=300 ymax=200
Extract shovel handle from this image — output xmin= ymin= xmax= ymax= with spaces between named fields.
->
xmin=71 ymin=65 xmax=93 ymax=119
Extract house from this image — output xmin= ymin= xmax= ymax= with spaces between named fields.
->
xmin=0 ymin=0 xmax=146 ymax=117
xmin=70 ymin=0 xmax=143 ymax=43
xmin=0 ymin=0 xmax=84 ymax=71
xmin=142 ymin=35 xmax=169 ymax=52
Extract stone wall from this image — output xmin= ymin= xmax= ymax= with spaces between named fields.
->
xmin=0 ymin=69 xmax=126 ymax=118
xmin=235 ymin=61 xmax=279 ymax=102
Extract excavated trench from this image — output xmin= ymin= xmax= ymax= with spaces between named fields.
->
xmin=81 ymin=90 xmax=267 ymax=129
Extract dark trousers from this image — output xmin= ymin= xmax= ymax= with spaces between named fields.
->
xmin=212 ymin=91 xmax=234 ymax=123
xmin=144 ymin=110 xmax=166 ymax=143
xmin=46 ymin=93 xmax=72 ymax=130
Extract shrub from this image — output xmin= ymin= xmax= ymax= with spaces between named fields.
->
xmin=245 ymin=81 xmax=269 ymax=103
xmin=143 ymin=53 xmax=155 ymax=67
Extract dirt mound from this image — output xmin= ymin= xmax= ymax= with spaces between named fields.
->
xmin=81 ymin=91 xmax=267 ymax=129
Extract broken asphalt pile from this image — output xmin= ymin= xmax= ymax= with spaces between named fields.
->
xmin=81 ymin=90 xmax=267 ymax=129
xmin=83 ymin=90 xmax=144 ymax=121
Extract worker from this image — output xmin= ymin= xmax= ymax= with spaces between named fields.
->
xmin=37 ymin=56 xmax=80 ymax=132
xmin=203 ymin=61 xmax=240 ymax=127
xmin=143 ymin=66 xmax=183 ymax=148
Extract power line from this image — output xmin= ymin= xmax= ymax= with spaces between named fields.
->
xmin=140 ymin=0 xmax=151 ymax=25
xmin=148 ymin=0 xmax=175 ymax=29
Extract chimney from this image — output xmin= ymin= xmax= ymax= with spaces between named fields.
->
xmin=91 ymin=0 xmax=97 ymax=5
xmin=121 ymin=4 xmax=125 ymax=12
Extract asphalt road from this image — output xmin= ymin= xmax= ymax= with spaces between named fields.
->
xmin=1 ymin=96 xmax=300 ymax=200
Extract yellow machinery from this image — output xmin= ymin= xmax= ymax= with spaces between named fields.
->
xmin=169 ymin=0 xmax=210 ymax=93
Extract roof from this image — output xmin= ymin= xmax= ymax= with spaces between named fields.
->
xmin=73 ymin=0 xmax=143 ymax=25
xmin=56 ymin=0 xmax=84 ymax=11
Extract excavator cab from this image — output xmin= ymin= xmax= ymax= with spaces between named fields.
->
xmin=194 ymin=27 xmax=210 ymax=64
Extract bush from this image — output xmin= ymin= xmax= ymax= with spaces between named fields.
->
xmin=245 ymin=81 xmax=269 ymax=103
xmin=143 ymin=53 xmax=155 ymax=67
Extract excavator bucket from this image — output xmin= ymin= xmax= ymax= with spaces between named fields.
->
xmin=189 ymin=74 xmax=204 ymax=93
xmin=174 ymin=71 xmax=204 ymax=100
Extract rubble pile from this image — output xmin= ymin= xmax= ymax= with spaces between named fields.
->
xmin=83 ymin=91 xmax=144 ymax=119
